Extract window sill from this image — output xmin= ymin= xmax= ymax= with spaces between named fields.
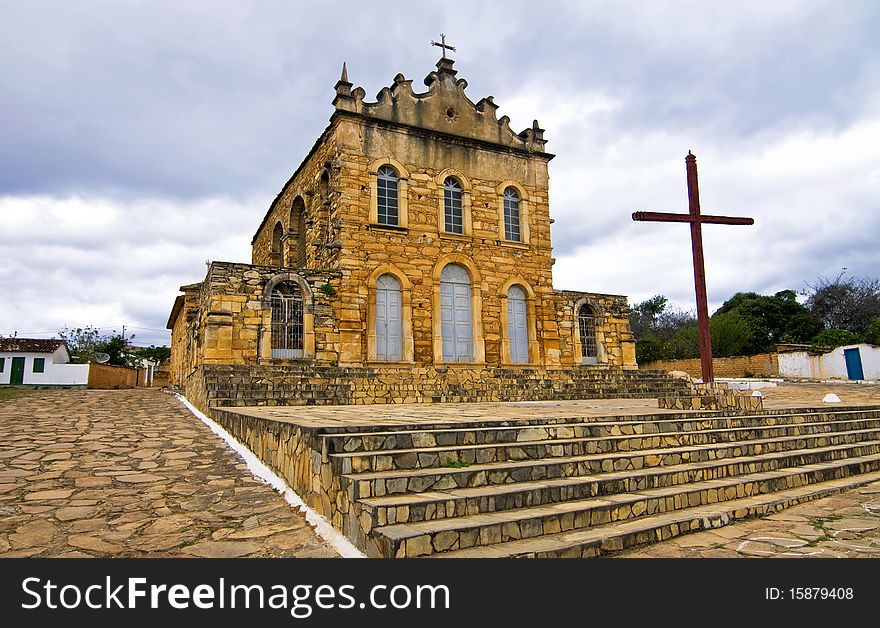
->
xmin=497 ymin=239 xmax=529 ymax=249
xmin=262 ymin=357 xmax=315 ymax=364
xmin=368 ymin=223 xmax=409 ymax=233
xmin=367 ymin=361 xmax=416 ymax=367
xmin=438 ymin=232 xmax=472 ymax=242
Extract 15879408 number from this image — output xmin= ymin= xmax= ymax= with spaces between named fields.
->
xmin=790 ymin=588 xmax=853 ymax=600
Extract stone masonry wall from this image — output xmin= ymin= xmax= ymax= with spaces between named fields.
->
xmin=554 ymin=290 xmax=637 ymax=370
xmin=188 ymin=364 xmax=689 ymax=409
xmin=197 ymin=262 xmax=341 ymax=365
xmin=169 ymin=284 xmax=201 ymax=387
xmin=641 ymin=353 xmax=779 ymax=379
xmin=252 ymin=135 xmax=340 ymax=270
xmin=332 ymin=114 xmax=559 ymax=366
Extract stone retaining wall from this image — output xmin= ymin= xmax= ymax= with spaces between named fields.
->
xmin=188 ymin=364 xmax=691 ymax=410
xmin=640 ymin=353 xmax=779 ymax=379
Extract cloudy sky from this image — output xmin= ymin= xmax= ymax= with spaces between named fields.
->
xmin=2 ymin=1 xmax=879 ymax=346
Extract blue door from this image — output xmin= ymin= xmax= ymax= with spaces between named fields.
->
xmin=507 ymin=285 xmax=529 ymax=364
xmin=440 ymin=264 xmax=473 ymax=362
xmin=844 ymin=348 xmax=864 ymax=380
xmin=376 ymin=274 xmax=402 ymax=361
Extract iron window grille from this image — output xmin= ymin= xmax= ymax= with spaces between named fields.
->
xmin=271 ymin=284 xmax=304 ymax=358
xmin=578 ymin=305 xmax=598 ymax=361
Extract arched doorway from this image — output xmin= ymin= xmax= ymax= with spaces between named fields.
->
xmin=376 ymin=274 xmax=402 ymax=361
xmin=440 ymin=263 xmax=473 ymax=362
xmin=507 ymin=285 xmax=528 ymax=364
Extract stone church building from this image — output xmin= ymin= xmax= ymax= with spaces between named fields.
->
xmin=168 ymin=56 xmax=644 ymax=408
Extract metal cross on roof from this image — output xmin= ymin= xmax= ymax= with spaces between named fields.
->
xmin=431 ymin=33 xmax=456 ymax=59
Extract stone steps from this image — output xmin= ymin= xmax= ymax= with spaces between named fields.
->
xmin=209 ymin=398 xmax=880 ymax=557
xmin=432 ymin=468 xmax=880 ymax=558
xmin=357 ymin=440 xmax=880 ymax=524
xmin=322 ymin=407 xmax=877 ymax=447
xmin=333 ymin=422 xmax=880 ymax=473
xmin=319 ymin=406 xmax=880 ymax=556
xmin=372 ymin=452 xmax=880 ymax=557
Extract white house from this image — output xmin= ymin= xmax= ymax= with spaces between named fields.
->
xmin=777 ymin=343 xmax=880 ymax=381
xmin=0 ymin=338 xmax=90 ymax=386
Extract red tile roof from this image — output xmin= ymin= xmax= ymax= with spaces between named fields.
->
xmin=0 ymin=338 xmax=65 ymax=353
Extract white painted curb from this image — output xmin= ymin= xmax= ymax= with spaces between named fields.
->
xmin=173 ymin=393 xmax=365 ymax=558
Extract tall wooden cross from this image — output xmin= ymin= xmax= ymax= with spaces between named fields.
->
xmin=431 ymin=33 xmax=456 ymax=59
xmin=632 ymin=151 xmax=754 ymax=383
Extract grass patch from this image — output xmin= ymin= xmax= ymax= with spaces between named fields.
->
xmin=443 ymin=458 xmax=471 ymax=469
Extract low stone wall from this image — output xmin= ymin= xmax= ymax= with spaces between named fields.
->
xmin=640 ymin=353 xmax=779 ymax=379
xmin=188 ymin=364 xmax=691 ymax=410
xmin=658 ymin=387 xmax=763 ymax=412
xmin=87 ymin=363 xmax=138 ymax=389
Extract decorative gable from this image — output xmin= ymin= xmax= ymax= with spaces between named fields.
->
xmin=333 ymin=58 xmax=548 ymax=154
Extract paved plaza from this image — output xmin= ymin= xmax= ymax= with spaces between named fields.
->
xmin=1 ymin=382 xmax=879 ymax=558
xmin=0 ymin=388 xmax=337 ymax=558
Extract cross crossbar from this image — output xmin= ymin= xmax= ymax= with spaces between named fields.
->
xmin=632 ymin=211 xmax=754 ymax=226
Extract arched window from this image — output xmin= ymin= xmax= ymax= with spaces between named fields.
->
xmin=507 ymin=285 xmax=528 ymax=364
xmin=377 ymin=166 xmax=399 ymax=226
xmin=271 ymin=282 xmax=304 ymax=358
xmin=440 ymin=263 xmax=473 ymax=362
xmin=578 ymin=304 xmax=598 ymax=363
xmin=444 ymin=177 xmax=463 ymax=234
xmin=289 ymin=197 xmax=307 ymax=267
xmin=375 ymin=274 xmax=403 ymax=361
xmin=271 ymin=222 xmax=284 ymax=268
xmin=503 ymin=187 xmax=521 ymax=242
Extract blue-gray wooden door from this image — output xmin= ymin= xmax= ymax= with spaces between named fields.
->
xmin=844 ymin=347 xmax=864 ymax=380
xmin=508 ymin=285 xmax=528 ymax=364
xmin=376 ymin=274 xmax=402 ymax=361
xmin=440 ymin=264 xmax=473 ymax=362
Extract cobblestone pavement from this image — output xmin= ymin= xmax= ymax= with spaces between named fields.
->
xmin=615 ymin=479 xmax=880 ymax=558
xmin=759 ymin=381 xmax=880 ymax=408
xmin=0 ymin=388 xmax=338 ymax=558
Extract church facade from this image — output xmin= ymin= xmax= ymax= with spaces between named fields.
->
xmin=168 ymin=57 xmax=637 ymax=405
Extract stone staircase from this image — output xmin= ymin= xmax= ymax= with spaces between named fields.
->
xmin=317 ymin=406 xmax=880 ymax=557
xmin=200 ymin=364 xmax=691 ymax=407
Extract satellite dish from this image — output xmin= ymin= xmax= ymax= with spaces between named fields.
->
xmin=95 ymin=353 xmax=111 ymax=363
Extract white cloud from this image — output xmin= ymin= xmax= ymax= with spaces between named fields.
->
xmin=0 ymin=194 xmax=256 ymax=345
xmin=1 ymin=1 xmax=879 ymax=345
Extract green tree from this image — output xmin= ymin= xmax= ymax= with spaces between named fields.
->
xmin=59 ymin=326 xmax=102 ymax=363
xmin=714 ymin=290 xmax=821 ymax=353
xmin=95 ymin=333 xmax=137 ymax=367
xmin=805 ymin=273 xmax=880 ymax=334
xmin=59 ymin=326 xmax=136 ymax=366
xmin=812 ymin=328 xmax=863 ymax=348
xmin=133 ymin=345 xmax=171 ymax=364
xmin=629 ymin=295 xmax=697 ymax=362
xmin=866 ymin=318 xmax=880 ymax=346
